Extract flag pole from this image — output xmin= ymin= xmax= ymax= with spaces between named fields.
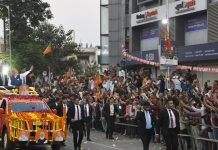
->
xmin=48 ymin=66 xmax=51 ymax=89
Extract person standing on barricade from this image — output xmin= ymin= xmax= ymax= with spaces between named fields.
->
xmin=67 ymin=94 xmax=84 ymax=150
xmin=135 ymin=101 xmax=158 ymax=150
xmin=102 ymin=97 xmax=118 ymax=139
xmin=159 ymin=97 xmax=180 ymax=150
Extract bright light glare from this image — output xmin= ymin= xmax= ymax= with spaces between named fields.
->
xmin=2 ymin=65 xmax=9 ymax=75
xmin=162 ymin=19 xmax=168 ymax=24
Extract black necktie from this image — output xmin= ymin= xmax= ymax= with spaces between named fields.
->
xmin=84 ymin=105 xmax=87 ymax=117
xmin=77 ymin=105 xmax=80 ymax=120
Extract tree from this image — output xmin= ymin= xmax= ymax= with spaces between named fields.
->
xmin=0 ymin=0 xmax=53 ymax=44
xmin=11 ymin=22 xmax=79 ymax=75
xmin=0 ymin=1 xmax=80 ymax=76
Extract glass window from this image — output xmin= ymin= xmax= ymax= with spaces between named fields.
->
xmin=101 ymin=0 xmax=109 ymax=5
xmin=11 ymin=102 xmax=50 ymax=112
xmin=101 ymin=6 xmax=109 ymax=35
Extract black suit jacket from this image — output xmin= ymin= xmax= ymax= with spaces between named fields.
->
xmin=56 ymin=102 xmax=64 ymax=117
xmin=67 ymin=103 xmax=84 ymax=122
xmin=159 ymin=108 xmax=180 ymax=135
xmin=102 ymin=103 xmax=118 ymax=120
xmin=95 ymin=103 xmax=101 ymax=119
xmin=135 ymin=111 xmax=157 ymax=137
xmin=81 ymin=104 xmax=93 ymax=121
xmin=47 ymin=101 xmax=57 ymax=110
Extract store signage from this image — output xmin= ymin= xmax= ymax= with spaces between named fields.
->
xmin=142 ymin=50 xmax=159 ymax=62
xmin=169 ymin=0 xmax=207 ymax=18
xmin=131 ymin=5 xmax=165 ymax=27
xmin=178 ymin=42 xmax=218 ymax=62
xmin=175 ymin=0 xmax=196 ymax=14
xmin=136 ymin=9 xmax=158 ymax=24
xmin=141 ymin=27 xmax=159 ymax=39
xmin=185 ymin=16 xmax=207 ymax=32
xmin=125 ymin=50 xmax=159 ymax=65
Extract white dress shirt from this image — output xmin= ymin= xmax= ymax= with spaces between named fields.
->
xmin=110 ymin=104 xmax=114 ymax=116
xmin=74 ymin=104 xmax=82 ymax=121
xmin=84 ymin=104 xmax=90 ymax=117
xmin=8 ymin=70 xmax=30 ymax=86
xmin=167 ymin=109 xmax=176 ymax=128
xmin=145 ymin=111 xmax=152 ymax=129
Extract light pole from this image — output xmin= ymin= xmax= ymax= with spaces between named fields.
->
xmin=0 ymin=4 xmax=12 ymax=72
xmin=161 ymin=0 xmax=170 ymax=89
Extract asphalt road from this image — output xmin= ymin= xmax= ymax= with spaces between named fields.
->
xmin=63 ymin=130 xmax=164 ymax=150
xmin=0 ymin=130 xmax=165 ymax=150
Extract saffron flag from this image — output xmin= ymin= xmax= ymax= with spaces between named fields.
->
xmin=94 ymin=71 xmax=102 ymax=86
xmin=63 ymin=75 xmax=68 ymax=85
xmin=42 ymin=44 xmax=52 ymax=55
xmin=67 ymin=68 xmax=71 ymax=78
xmin=164 ymin=26 xmax=172 ymax=51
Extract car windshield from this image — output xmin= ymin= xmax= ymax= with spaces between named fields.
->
xmin=11 ymin=102 xmax=50 ymax=112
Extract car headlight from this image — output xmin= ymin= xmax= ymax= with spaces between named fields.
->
xmin=18 ymin=131 xmax=29 ymax=142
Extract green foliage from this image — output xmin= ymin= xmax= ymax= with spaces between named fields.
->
xmin=0 ymin=0 xmax=52 ymax=43
xmin=13 ymin=23 xmax=79 ymax=75
xmin=0 ymin=1 xmax=80 ymax=76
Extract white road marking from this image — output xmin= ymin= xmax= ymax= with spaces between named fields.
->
xmin=86 ymin=141 xmax=124 ymax=150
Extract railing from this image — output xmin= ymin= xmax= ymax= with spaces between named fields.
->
xmin=114 ymin=119 xmax=218 ymax=149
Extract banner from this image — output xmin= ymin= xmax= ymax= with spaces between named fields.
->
xmin=178 ymin=42 xmax=218 ymax=62
xmin=185 ymin=16 xmax=207 ymax=32
xmin=122 ymin=49 xmax=218 ymax=73
xmin=141 ymin=27 xmax=159 ymax=39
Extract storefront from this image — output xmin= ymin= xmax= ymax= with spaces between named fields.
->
xmin=126 ymin=50 xmax=159 ymax=78
xmin=178 ymin=42 xmax=218 ymax=86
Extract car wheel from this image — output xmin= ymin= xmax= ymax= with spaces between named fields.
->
xmin=3 ymin=130 xmax=13 ymax=150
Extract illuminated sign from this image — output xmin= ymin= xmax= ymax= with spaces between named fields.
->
xmin=175 ymin=0 xmax=196 ymax=14
xmin=136 ymin=9 xmax=158 ymax=24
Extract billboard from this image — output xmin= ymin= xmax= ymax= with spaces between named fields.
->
xmin=169 ymin=0 xmax=207 ymax=18
xmin=141 ymin=27 xmax=159 ymax=39
xmin=178 ymin=42 xmax=218 ymax=62
xmin=185 ymin=16 xmax=207 ymax=32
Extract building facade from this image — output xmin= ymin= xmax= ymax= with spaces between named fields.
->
xmin=103 ymin=0 xmax=218 ymax=84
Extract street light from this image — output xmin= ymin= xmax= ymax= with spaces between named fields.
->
xmin=0 ymin=4 xmax=12 ymax=72
xmin=162 ymin=19 xmax=168 ymax=25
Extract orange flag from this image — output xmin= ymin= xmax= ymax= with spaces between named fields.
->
xmin=42 ymin=44 xmax=52 ymax=55
xmin=63 ymin=75 xmax=67 ymax=85
xmin=164 ymin=26 xmax=172 ymax=51
xmin=94 ymin=71 xmax=102 ymax=86
xmin=67 ymin=68 xmax=71 ymax=78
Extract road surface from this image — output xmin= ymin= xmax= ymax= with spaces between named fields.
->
xmin=64 ymin=130 xmax=164 ymax=150
xmin=0 ymin=130 xmax=165 ymax=150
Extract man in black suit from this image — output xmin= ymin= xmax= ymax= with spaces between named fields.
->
xmin=135 ymin=101 xmax=158 ymax=150
xmin=159 ymin=98 xmax=180 ymax=150
xmin=82 ymin=96 xmax=93 ymax=141
xmin=95 ymin=99 xmax=102 ymax=131
xmin=102 ymin=97 xmax=118 ymax=139
xmin=67 ymin=94 xmax=84 ymax=150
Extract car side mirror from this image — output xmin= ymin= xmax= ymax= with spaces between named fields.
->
xmin=52 ymin=109 xmax=57 ymax=115
xmin=0 ymin=108 xmax=4 ymax=114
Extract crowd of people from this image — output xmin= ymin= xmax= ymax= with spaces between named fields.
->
xmin=2 ymin=65 xmax=218 ymax=150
